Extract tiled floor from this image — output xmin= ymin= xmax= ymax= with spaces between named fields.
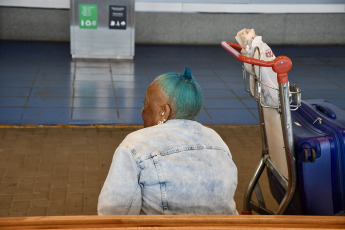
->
xmin=1 ymin=41 xmax=344 ymax=126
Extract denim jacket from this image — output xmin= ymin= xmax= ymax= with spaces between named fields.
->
xmin=98 ymin=119 xmax=238 ymax=215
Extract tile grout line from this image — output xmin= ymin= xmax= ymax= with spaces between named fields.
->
xmin=20 ymin=57 xmax=43 ymax=122
xmin=202 ymin=107 xmax=213 ymax=121
xmin=110 ymin=60 xmax=120 ymax=120
xmin=70 ymin=59 xmax=77 ymax=121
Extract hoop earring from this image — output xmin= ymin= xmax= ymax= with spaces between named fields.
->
xmin=157 ymin=119 xmax=166 ymax=125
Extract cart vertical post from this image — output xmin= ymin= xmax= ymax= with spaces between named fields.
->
xmin=221 ymin=41 xmax=297 ymax=215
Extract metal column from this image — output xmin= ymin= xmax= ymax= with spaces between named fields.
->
xmin=70 ymin=0 xmax=135 ymax=59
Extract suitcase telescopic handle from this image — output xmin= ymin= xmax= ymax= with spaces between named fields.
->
xmin=221 ymin=41 xmax=293 ymax=84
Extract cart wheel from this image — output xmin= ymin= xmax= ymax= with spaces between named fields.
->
xmin=303 ymin=149 xmax=308 ymax=162
xmin=311 ymin=149 xmax=316 ymax=162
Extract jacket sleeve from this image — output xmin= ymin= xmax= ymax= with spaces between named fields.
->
xmin=97 ymin=145 xmax=142 ymax=215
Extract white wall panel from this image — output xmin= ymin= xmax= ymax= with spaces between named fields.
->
xmin=0 ymin=0 xmax=344 ymax=13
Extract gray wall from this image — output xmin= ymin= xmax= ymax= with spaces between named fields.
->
xmin=1 ymin=7 xmax=345 ymax=45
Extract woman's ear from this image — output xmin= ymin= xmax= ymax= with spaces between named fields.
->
xmin=162 ymin=104 xmax=172 ymax=120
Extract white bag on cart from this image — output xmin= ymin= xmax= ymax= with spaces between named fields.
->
xmin=236 ymin=29 xmax=289 ymax=179
xmin=236 ymin=29 xmax=279 ymax=107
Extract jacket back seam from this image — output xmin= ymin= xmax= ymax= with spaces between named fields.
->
xmin=152 ymin=153 xmax=170 ymax=214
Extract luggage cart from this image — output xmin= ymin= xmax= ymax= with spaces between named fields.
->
xmin=221 ymin=41 xmax=301 ymax=215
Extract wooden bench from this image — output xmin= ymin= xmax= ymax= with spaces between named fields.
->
xmin=0 ymin=215 xmax=344 ymax=229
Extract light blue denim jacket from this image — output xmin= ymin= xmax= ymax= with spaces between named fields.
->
xmin=98 ymin=119 xmax=238 ymax=215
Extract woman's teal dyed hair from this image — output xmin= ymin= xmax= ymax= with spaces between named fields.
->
xmin=154 ymin=67 xmax=203 ymax=120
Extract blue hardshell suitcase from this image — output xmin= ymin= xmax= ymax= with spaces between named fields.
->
xmin=269 ymin=99 xmax=345 ymax=216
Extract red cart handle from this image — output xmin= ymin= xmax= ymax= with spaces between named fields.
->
xmin=221 ymin=41 xmax=292 ymax=84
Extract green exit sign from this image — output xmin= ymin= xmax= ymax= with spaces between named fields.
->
xmin=79 ymin=4 xmax=98 ymax=29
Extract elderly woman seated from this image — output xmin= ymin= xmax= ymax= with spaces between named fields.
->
xmin=98 ymin=67 xmax=238 ymax=215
